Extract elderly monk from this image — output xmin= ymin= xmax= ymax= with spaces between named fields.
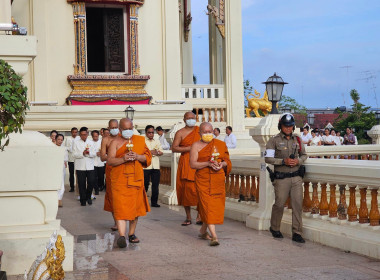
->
xmin=190 ymin=122 xmax=231 ymax=246
xmin=100 ymin=119 xmax=119 ymax=231
xmin=172 ymin=112 xmax=202 ymax=226
xmin=107 ymin=118 xmax=152 ymax=248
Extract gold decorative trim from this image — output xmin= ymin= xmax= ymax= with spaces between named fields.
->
xmin=67 ymin=0 xmax=144 ymax=4
xmin=67 ymin=75 xmax=151 ymax=103
xmin=130 ymin=4 xmax=140 ymax=75
xmin=72 ymin=2 xmax=86 ymax=75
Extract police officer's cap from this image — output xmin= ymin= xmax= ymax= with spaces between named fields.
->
xmin=278 ymin=113 xmax=295 ymax=130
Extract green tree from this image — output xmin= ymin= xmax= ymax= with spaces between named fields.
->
xmin=335 ymin=89 xmax=376 ymax=144
xmin=243 ymin=79 xmax=254 ymax=107
xmin=0 ymin=59 xmax=29 ymax=151
xmin=350 ymin=89 xmax=360 ymax=104
xmin=278 ymin=95 xmax=307 ymax=115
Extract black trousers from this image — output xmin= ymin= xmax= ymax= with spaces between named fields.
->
xmin=144 ymin=169 xmax=161 ymax=205
xmin=68 ymin=162 xmax=75 ymax=190
xmin=77 ymin=170 xmax=95 ymax=203
xmin=94 ymin=166 xmax=105 ymax=193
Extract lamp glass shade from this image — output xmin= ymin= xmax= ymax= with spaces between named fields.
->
xmin=263 ymin=73 xmax=288 ymax=102
xmin=124 ymin=105 xmax=135 ymax=120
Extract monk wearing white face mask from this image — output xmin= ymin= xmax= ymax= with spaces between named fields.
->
xmin=172 ymin=112 xmax=202 ymax=226
xmin=100 ymin=119 xmax=119 ymax=231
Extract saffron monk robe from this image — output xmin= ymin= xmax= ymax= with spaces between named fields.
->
xmin=190 ymin=122 xmax=232 ymax=246
xmin=107 ymin=118 xmax=152 ymax=248
xmin=100 ymin=119 xmax=119 ymax=231
xmin=172 ymin=112 xmax=202 ymax=226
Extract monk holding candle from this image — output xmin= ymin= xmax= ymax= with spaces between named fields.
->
xmin=172 ymin=112 xmax=201 ymax=226
xmin=101 ymin=119 xmax=119 ymax=231
xmin=107 ymin=118 xmax=152 ymax=248
xmin=190 ymin=122 xmax=232 ymax=246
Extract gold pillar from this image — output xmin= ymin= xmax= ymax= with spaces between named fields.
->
xmin=129 ymin=4 xmax=140 ymax=75
xmin=72 ymin=2 xmax=86 ymax=75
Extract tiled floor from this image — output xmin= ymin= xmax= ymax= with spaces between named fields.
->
xmin=12 ymin=190 xmax=380 ymax=280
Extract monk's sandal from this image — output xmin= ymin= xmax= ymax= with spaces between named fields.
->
xmin=117 ymin=236 xmax=127 ymax=248
xmin=129 ymin=234 xmax=140 ymax=243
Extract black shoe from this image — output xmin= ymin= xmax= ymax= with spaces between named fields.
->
xmin=270 ymin=227 xmax=283 ymax=238
xmin=95 ymin=191 xmax=99 ymax=195
xmin=292 ymin=233 xmax=305 ymax=243
xmin=87 ymin=199 xmax=92 ymax=205
xmin=99 ymin=187 xmax=104 ymax=191
xmin=81 ymin=202 xmax=86 ymax=206
xmin=69 ymin=189 xmax=74 ymax=192
xmin=117 ymin=236 xmax=127 ymax=248
xmin=151 ymin=203 xmax=161 ymax=208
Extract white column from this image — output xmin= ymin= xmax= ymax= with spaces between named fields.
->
xmin=0 ymin=0 xmax=12 ymax=23
xmin=180 ymin=0 xmax=193 ymax=84
xmin=246 ymin=114 xmax=281 ymax=230
xmin=161 ymin=0 xmax=182 ymax=101
xmin=208 ymin=0 xmax=224 ymax=84
xmin=224 ymin=0 xmax=244 ymax=131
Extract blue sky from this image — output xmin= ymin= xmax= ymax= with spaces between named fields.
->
xmin=191 ymin=0 xmax=380 ymax=109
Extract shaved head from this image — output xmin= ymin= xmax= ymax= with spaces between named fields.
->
xmin=184 ymin=111 xmax=196 ymax=120
xmin=120 ymin=118 xmax=133 ymax=130
xmin=200 ymin=122 xmax=213 ymax=133
xmin=109 ymin=119 xmax=118 ymax=126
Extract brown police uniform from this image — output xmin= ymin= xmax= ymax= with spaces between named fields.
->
xmin=265 ymin=131 xmax=308 ymax=235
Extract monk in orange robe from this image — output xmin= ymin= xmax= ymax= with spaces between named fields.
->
xmin=107 ymin=118 xmax=152 ymax=248
xmin=100 ymin=119 xmax=119 ymax=231
xmin=172 ymin=112 xmax=201 ymax=225
xmin=190 ymin=122 xmax=232 ymax=246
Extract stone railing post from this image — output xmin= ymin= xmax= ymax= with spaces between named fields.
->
xmin=246 ymin=114 xmax=281 ymax=230
xmin=367 ymin=125 xmax=380 ymax=144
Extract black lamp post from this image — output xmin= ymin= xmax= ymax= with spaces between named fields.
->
xmin=375 ymin=111 xmax=380 ymax=125
xmin=124 ymin=105 xmax=135 ymax=120
xmin=307 ymin=113 xmax=315 ymax=125
xmin=262 ymin=73 xmax=288 ymax=114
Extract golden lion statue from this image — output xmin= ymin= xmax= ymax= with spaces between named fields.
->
xmin=245 ymin=90 xmax=274 ymax=118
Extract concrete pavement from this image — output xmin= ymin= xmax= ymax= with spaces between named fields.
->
xmin=11 ymin=190 xmax=380 ymax=280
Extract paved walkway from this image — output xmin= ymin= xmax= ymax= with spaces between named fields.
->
xmin=51 ymin=191 xmax=380 ymax=279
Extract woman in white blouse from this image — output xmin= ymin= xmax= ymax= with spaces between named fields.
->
xmin=56 ymin=134 xmax=68 ymax=207
xmin=309 ymin=129 xmax=322 ymax=146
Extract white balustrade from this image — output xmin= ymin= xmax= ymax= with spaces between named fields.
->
xmin=181 ymin=84 xmax=224 ymax=99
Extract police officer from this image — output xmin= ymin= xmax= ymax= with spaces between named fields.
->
xmin=265 ymin=113 xmax=308 ymax=243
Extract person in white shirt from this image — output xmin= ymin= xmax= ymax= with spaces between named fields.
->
xmin=213 ymin=128 xmax=224 ymax=140
xmin=321 ymin=128 xmax=335 ymax=146
xmin=64 ymin=127 xmax=78 ymax=192
xmin=336 ymin=131 xmax=344 ymax=145
xmin=56 ymin=133 xmax=68 ymax=208
xmin=50 ymin=130 xmax=58 ymax=144
xmin=224 ymin=126 xmax=237 ymax=149
xmin=331 ymin=129 xmax=341 ymax=146
xmin=156 ymin=126 xmax=170 ymax=150
xmin=90 ymin=130 xmax=105 ymax=195
xmin=309 ymin=129 xmax=322 ymax=146
xmin=301 ymin=127 xmax=312 ymax=145
xmin=144 ymin=125 xmax=164 ymax=207
xmin=73 ymin=127 xmax=97 ymax=206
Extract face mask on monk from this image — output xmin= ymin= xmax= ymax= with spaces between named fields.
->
xmin=122 ymin=129 xmax=134 ymax=139
xmin=186 ymin=119 xmax=196 ymax=127
xmin=110 ymin=128 xmax=119 ymax=136
xmin=201 ymin=133 xmax=214 ymax=143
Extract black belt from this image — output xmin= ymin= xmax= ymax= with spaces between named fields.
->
xmin=274 ymin=170 xmax=301 ymax=179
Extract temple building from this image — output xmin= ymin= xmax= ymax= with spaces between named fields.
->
xmin=4 ymin=0 xmax=251 ymax=145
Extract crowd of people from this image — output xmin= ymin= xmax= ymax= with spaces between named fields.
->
xmin=48 ymin=114 xmax=233 ymax=247
xmin=300 ymin=126 xmax=357 ymax=147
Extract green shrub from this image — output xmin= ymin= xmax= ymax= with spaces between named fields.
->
xmin=0 ymin=59 xmax=29 ymax=151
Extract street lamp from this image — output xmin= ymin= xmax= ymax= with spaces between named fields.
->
xmin=262 ymin=72 xmax=288 ymax=114
xmin=307 ymin=113 xmax=315 ymax=125
xmin=124 ymin=105 xmax=135 ymax=120
xmin=375 ymin=111 xmax=380 ymax=125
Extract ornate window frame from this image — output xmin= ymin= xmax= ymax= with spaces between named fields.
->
xmin=66 ymin=0 xmax=151 ymax=105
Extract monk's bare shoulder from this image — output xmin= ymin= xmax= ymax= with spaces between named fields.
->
xmin=191 ymin=140 xmax=204 ymax=152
